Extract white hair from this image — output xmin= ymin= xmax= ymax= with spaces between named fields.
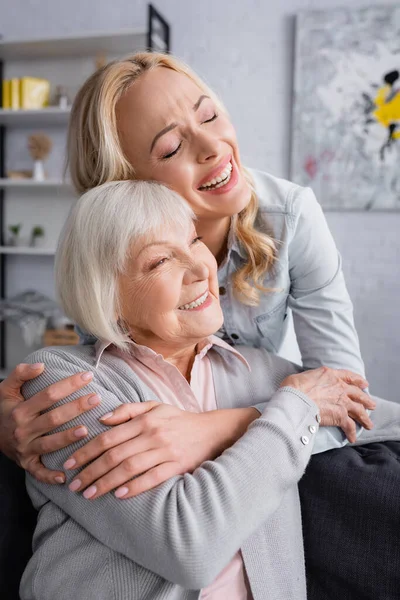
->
xmin=55 ymin=180 xmax=195 ymax=349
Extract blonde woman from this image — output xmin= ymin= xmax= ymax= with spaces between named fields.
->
xmin=1 ymin=51 xmax=372 ymax=488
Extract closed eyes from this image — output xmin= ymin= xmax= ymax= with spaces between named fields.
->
xmin=161 ymin=114 xmax=218 ymax=160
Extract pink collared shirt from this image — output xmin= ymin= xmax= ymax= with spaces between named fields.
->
xmin=95 ymin=335 xmax=253 ymax=600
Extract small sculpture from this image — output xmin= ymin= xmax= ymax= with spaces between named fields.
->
xmin=27 ymin=133 xmax=52 ymax=181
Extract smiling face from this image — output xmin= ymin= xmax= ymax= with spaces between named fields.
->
xmin=116 ymin=67 xmax=251 ymax=223
xmin=118 ymin=223 xmax=223 ymax=354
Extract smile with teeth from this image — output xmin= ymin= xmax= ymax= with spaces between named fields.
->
xmin=199 ymin=161 xmax=233 ymax=190
xmin=178 ymin=291 xmax=209 ymax=310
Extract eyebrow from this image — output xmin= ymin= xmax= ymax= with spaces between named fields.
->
xmin=150 ymin=95 xmax=211 ymax=153
xmin=137 ymin=241 xmax=171 ymax=256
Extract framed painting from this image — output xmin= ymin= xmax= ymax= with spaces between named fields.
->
xmin=291 ymin=6 xmax=400 ymax=210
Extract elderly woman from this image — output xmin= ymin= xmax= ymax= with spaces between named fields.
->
xmin=19 ymin=181 xmax=400 ymax=600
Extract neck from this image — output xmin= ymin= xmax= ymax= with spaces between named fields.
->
xmin=196 ymin=216 xmax=231 ymax=265
xmin=131 ymin=334 xmax=200 ymax=381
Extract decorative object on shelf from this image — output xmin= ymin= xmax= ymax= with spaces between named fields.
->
xmin=54 ymin=85 xmax=69 ymax=109
xmin=43 ymin=325 xmax=79 ymax=346
xmin=10 ymin=78 xmax=19 ymax=110
xmin=28 ymin=132 xmax=52 ymax=181
xmin=292 ymin=4 xmax=400 ymax=210
xmin=30 ymin=225 xmax=45 ymax=248
xmin=95 ymin=53 xmax=107 ymax=71
xmin=8 ymin=223 xmax=22 ymax=246
xmin=2 ymin=79 xmax=10 ymax=108
xmin=6 ymin=169 xmax=33 ymax=179
xmin=0 ymin=290 xmax=65 ymax=347
xmin=20 ymin=76 xmax=50 ymax=109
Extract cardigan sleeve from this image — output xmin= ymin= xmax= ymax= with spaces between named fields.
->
xmin=287 ymin=186 xmax=365 ymax=377
xmin=23 ymin=348 xmax=319 ymax=590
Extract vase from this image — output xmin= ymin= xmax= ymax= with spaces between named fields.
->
xmin=33 ymin=160 xmax=45 ymax=182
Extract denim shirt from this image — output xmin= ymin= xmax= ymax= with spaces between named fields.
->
xmin=217 ymin=168 xmax=365 ymax=376
xmin=78 ymin=168 xmax=366 ymax=453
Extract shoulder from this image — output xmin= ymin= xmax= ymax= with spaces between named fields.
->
xmin=247 ymin=167 xmax=321 ymax=220
xmin=23 ymin=344 xmax=150 ymax=404
xmin=24 ymin=344 xmax=98 ymax=373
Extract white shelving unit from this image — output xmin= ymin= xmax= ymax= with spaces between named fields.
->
xmin=0 ymin=107 xmax=71 ymax=126
xmin=0 ymin=28 xmax=147 ymax=60
xmin=0 ymin=6 xmax=171 ymax=376
xmin=0 ymin=246 xmax=56 ymax=255
xmin=0 ymin=27 xmax=147 ymax=374
xmin=0 ymin=178 xmax=70 ymax=188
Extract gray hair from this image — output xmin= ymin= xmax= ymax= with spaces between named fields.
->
xmin=55 ymin=180 xmax=195 ymax=348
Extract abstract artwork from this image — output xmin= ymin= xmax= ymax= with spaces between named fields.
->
xmin=291 ymin=6 xmax=400 ymax=210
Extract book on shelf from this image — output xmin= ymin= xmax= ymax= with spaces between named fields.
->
xmin=2 ymin=80 xmax=10 ymax=108
xmin=10 ymin=78 xmax=19 ymax=109
xmin=1 ymin=77 xmax=50 ymax=110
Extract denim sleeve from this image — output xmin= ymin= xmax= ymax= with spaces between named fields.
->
xmin=75 ymin=324 xmax=97 ymax=345
xmin=287 ymin=187 xmax=365 ymax=378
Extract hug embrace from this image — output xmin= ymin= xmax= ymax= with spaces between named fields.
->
xmin=1 ymin=52 xmax=400 ymax=600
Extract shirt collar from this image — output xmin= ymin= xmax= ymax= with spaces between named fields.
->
xmin=94 ymin=334 xmax=250 ymax=371
xmin=223 ymin=216 xmax=247 ymax=263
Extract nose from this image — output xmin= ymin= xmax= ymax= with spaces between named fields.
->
xmin=195 ymin=129 xmax=224 ymax=163
xmin=183 ymin=257 xmax=209 ymax=284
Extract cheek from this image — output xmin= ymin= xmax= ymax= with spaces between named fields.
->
xmin=126 ymin=272 xmax=183 ymax=321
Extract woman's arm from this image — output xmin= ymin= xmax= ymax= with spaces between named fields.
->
xmin=23 ymin=347 xmax=318 ymax=590
xmin=287 ymin=187 xmax=365 ymax=376
xmin=0 ymin=364 xmax=96 ymax=483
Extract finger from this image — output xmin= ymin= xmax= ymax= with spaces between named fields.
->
xmin=3 ymin=363 xmax=45 ymax=398
xmin=335 ymin=369 xmax=369 ymax=390
xmin=345 ymin=400 xmax=374 ymax=430
xmin=26 ymin=393 xmax=101 ymax=439
xmin=78 ymin=449 xmax=170 ymax=500
xmin=24 ymin=455 xmax=66 ymax=485
xmin=22 ymin=371 xmax=94 ymax=417
xmin=339 ymin=415 xmax=358 ymax=444
xmin=99 ymin=401 xmax=160 ymax=424
xmin=31 ymin=424 xmax=89 ymax=455
xmin=67 ymin=436 xmax=154 ymax=491
xmin=346 ymin=386 xmax=376 ymax=409
xmin=63 ymin=419 xmax=144 ymax=470
xmin=114 ymin=462 xmax=181 ymax=499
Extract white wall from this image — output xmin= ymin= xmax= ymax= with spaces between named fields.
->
xmin=1 ymin=0 xmax=399 ymax=400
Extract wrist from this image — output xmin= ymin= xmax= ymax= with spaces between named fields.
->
xmin=208 ymin=408 xmax=259 ymax=457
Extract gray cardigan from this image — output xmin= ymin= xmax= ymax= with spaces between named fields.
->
xmin=20 ymin=344 xmax=400 ymax=600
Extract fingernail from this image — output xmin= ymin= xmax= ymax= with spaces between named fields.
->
xmin=69 ymin=479 xmax=81 ymax=492
xmin=115 ymin=486 xmax=129 ymax=498
xmin=81 ymin=371 xmax=93 ymax=381
xmin=55 ymin=476 xmax=65 ymax=484
xmin=29 ymin=362 xmax=44 ymax=370
xmin=83 ymin=485 xmax=97 ymax=499
xmin=74 ymin=426 xmax=87 ymax=438
xmin=63 ymin=458 xmax=76 ymax=469
xmin=100 ymin=411 xmax=114 ymax=420
xmin=88 ymin=394 xmax=101 ymax=406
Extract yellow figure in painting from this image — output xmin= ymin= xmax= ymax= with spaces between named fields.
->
xmin=372 ymin=70 xmax=400 ymax=159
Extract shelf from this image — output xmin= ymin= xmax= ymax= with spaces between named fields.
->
xmin=0 ymin=28 xmax=147 ymax=60
xmin=0 ymin=178 xmax=71 ymax=189
xmin=0 ymin=246 xmax=55 ymax=255
xmin=0 ymin=108 xmax=71 ymax=126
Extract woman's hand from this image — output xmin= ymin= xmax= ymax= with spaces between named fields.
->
xmin=281 ymin=366 xmax=376 ymax=443
xmin=65 ymin=402 xmax=259 ymax=500
xmin=0 ymin=363 xmax=99 ymax=484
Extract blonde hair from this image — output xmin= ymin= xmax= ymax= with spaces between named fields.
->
xmin=67 ymin=51 xmax=276 ymax=305
xmin=55 ymin=180 xmax=195 ymax=349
